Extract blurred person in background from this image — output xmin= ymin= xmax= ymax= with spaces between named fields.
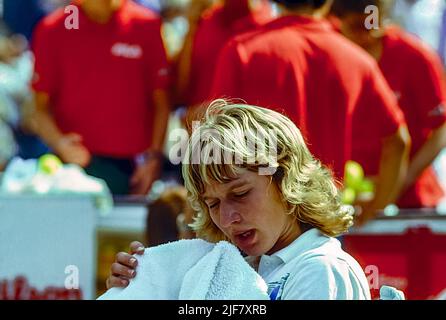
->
xmin=146 ymin=186 xmax=195 ymax=247
xmin=332 ymin=0 xmax=446 ymax=220
xmin=0 ymin=20 xmax=46 ymax=169
xmin=175 ymin=0 xmax=274 ymax=111
xmin=210 ymin=0 xmax=410 ymax=225
xmin=2 ymin=1 xmax=64 ymax=162
xmin=30 ymin=0 xmax=171 ymax=195
xmin=0 ymin=22 xmax=20 ymax=170
xmin=0 ymin=113 xmax=15 ymax=170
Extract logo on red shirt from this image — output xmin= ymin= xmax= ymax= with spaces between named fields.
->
xmin=111 ymin=43 xmax=143 ymax=59
xmin=428 ymin=104 xmax=446 ymax=117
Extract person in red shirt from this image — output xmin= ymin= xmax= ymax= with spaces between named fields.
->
xmin=175 ymin=0 xmax=273 ymax=109
xmin=210 ymin=0 xmax=411 ymax=224
xmin=30 ymin=0 xmax=171 ymax=195
xmin=332 ymin=0 xmax=446 ymax=210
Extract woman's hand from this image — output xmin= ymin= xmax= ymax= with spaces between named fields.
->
xmin=105 ymin=241 xmax=145 ymax=289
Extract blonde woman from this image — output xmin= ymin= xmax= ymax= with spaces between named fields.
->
xmin=106 ymin=101 xmax=370 ymax=300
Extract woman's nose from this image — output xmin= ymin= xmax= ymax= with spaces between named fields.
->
xmin=219 ymin=201 xmax=241 ymax=228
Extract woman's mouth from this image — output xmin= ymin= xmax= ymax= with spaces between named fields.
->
xmin=233 ymin=229 xmax=256 ymax=250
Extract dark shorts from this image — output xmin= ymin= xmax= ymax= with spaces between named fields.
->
xmin=85 ymin=155 xmax=183 ymax=195
xmin=85 ymin=155 xmax=135 ymax=195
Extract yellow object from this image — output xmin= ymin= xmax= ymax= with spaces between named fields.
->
xmin=344 ymin=160 xmax=364 ymax=189
xmin=38 ymin=154 xmax=63 ymax=175
xmin=358 ymin=178 xmax=375 ymax=193
xmin=341 ymin=187 xmax=356 ymax=205
xmin=341 ymin=161 xmax=376 ymax=204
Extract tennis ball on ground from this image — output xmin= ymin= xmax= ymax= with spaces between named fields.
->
xmin=38 ymin=154 xmax=63 ymax=175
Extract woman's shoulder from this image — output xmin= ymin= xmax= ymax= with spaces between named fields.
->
xmin=295 ymin=237 xmax=362 ymax=274
xmin=281 ymin=241 xmax=370 ymax=299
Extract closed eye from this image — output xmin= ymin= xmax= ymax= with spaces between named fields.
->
xmin=208 ymin=201 xmax=220 ymax=209
xmin=234 ymin=190 xmax=250 ymax=198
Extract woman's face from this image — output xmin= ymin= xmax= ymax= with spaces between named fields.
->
xmin=203 ymin=169 xmax=301 ymax=256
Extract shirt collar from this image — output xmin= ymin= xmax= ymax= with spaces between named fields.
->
xmin=269 ymin=228 xmax=332 ymax=263
xmin=266 ymin=14 xmax=334 ymax=33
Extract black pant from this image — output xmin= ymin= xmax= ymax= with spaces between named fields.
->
xmin=84 ymin=155 xmax=135 ymax=195
xmin=84 ymin=155 xmax=184 ymax=195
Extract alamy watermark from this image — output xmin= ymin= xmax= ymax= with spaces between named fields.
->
xmin=64 ymin=5 xmax=79 ymax=30
xmin=365 ymin=264 xmax=379 ymax=290
xmin=365 ymin=5 xmax=380 ymax=30
xmin=64 ymin=265 xmax=79 ymax=290
xmin=62 ymin=4 xmax=381 ymax=31
xmin=168 ymin=121 xmax=279 ymax=176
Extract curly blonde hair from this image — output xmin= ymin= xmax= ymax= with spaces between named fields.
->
xmin=182 ymin=100 xmax=353 ymax=242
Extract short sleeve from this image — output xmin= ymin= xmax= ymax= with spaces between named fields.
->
xmin=281 ymin=256 xmax=368 ymax=300
xmin=281 ymin=257 xmax=341 ymax=300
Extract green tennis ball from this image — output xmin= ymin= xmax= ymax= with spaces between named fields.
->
xmin=38 ymin=154 xmax=63 ymax=175
xmin=358 ymin=178 xmax=375 ymax=193
xmin=344 ymin=160 xmax=364 ymax=190
xmin=341 ymin=187 xmax=356 ymax=205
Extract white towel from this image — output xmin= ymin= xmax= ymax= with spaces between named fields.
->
xmin=379 ymin=286 xmax=405 ymax=300
xmin=98 ymin=239 xmax=269 ymax=300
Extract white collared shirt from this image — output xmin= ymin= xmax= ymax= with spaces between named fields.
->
xmin=247 ymin=228 xmax=371 ymax=300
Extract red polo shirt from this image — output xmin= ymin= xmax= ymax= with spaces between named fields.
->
xmin=211 ymin=15 xmax=404 ymax=178
xmin=185 ymin=1 xmax=273 ymax=106
xmin=354 ymin=26 xmax=446 ymax=207
xmin=32 ymin=0 xmax=170 ymax=157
